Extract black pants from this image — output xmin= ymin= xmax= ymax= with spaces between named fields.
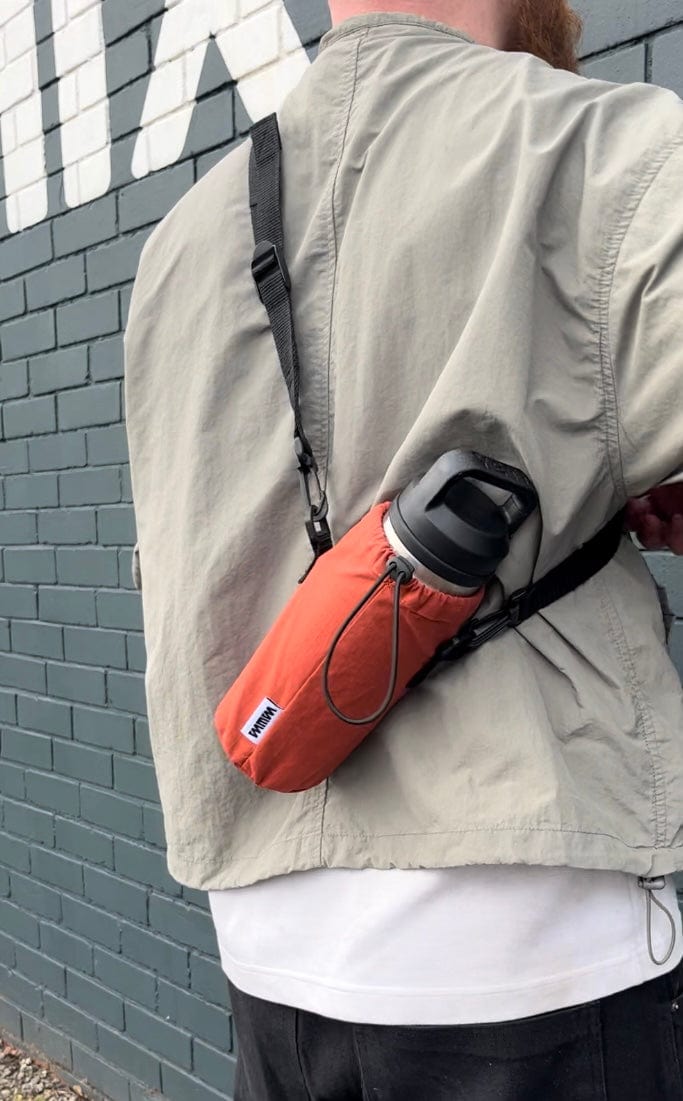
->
xmin=228 ymin=958 xmax=683 ymax=1100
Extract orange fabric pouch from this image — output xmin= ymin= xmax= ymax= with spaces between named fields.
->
xmin=213 ymin=501 xmax=484 ymax=792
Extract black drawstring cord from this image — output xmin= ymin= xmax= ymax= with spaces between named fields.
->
xmin=322 ymin=557 xmax=415 ymax=725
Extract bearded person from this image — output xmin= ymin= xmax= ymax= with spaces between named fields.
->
xmin=124 ymin=0 xmax=683 ymax=1097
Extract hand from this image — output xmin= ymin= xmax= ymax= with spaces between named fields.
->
xmin=625 ymin=484 xmax=683 ymax=555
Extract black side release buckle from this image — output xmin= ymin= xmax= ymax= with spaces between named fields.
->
xmin=251 ymin=241 xmax=290 ymax=302
xmin=440 ymin=589 xmax=526 ymax=663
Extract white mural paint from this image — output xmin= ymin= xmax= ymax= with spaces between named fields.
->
xmin=131 ymin=0 xmax=310 ymax=178
xmin=51 ymin=0 xmax=111 ymax=208
xmin=0 ymin=0 xmax=48 ymax=233
xmin=0 ymin=0 xmax=313 ymax=233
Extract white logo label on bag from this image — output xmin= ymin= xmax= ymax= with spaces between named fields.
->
xmin=241 ymin=698 xmax=284 ymax=744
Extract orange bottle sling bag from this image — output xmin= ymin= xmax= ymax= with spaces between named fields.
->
xmin=213 ymin=114 xmax=625 ymax=794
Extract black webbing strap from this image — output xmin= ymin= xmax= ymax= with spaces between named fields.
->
xmin=248 ymin=113 xmax=333 ymax=573
xmin=407 ymin=508 xmax=626 ymax=689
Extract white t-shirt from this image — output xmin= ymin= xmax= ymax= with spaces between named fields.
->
xmin=209 ymin=866 xmax=683 ymax=1026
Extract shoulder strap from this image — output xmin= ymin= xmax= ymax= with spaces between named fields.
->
xmin=248 ymin=113 xmax=333 ymax=572
xmin=407 ymin=509 xmax=626 ymax=689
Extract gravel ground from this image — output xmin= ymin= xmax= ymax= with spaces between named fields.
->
xmin=0 ymin=1037 xmax=86 ymax=1100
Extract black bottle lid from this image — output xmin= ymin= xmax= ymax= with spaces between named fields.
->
xmin=388 ymin=451 xmax=538 ymax=589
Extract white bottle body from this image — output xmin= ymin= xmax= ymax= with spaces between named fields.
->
xmin=383 ymin=513 xmax=480 ymax=597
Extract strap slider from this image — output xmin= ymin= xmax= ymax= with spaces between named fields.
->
xmin=251 ymin=240 xmax=291 ymax=302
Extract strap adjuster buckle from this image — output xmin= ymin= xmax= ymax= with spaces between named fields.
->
xmin=439 ymin=588 xmax=527 ymax=663
xmin=251 ymin=240 xmax=291 ymax=302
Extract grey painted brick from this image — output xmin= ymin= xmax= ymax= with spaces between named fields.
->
xmin=582 ymin=42 xmax=646 ymax=83
xmin=0 ymin=898 xmax=40 ymax=947
xmin=2 ymin=310 xmax=55 ymax=360
xmin=60 ymin=467 xmax=122 ymax=506
xmin=67 ymin=968 xmax=124 ymax=1029
xmin=52 ymin=195 xmax=117 ymax=258
xmin=58 ymin=382 xmax=121 ymax=431
xmin=196 ymin=146 xmax=229 ymax=180
xmin=80 ymin=786 xmax=143 ymax=841
xmin=0 ymin=868 xmax=9 ymax=898
xmin=125 ymin=1002 xmax=192 ymax=1070
xmin=4 ymin=547 xmax=56 ymax=584
xmin=158 ymin=977 xmax=231 ymax=1049
xmin=10 ymin=870 xmax=62 ymax=921
xmin=102 ymin=0 xmax=166 ymax=42
xmin=55 ymin=816 xmax=114 ymax=869
xmin=0 ymin=994 xmax=21 ymax=1037
xmin=0 ymin=619 xmax=9 ymax=649
xmin=38 ymin=507 xmax=96 ymax=545
xmin=120 ymin=922 xmax=189 ymax=988
xmin=57 ymin=291 xmax=119 ymax=346
xmin=26 ymin=256 xmax=86 ymax=310
xmin=90 ymin=334 xmax=124 ymax=381
xmin=114 ymin=756 xmax=158 ymax=802
xmin=105 ymin=27 xmax=150 ymax=94
xmin=0 ymin=833 xmax=31 ymax=873
xmin=0 ymin=360 xmax=29 ymax=400
xmin=62 ymin=895 xmax=120 ymax=952
xmin=149 ymin=895 xmax=219 ymax=957
xmin=97 ymin=506 xmax=136 ymax=546
xmin=142 ymin=803 xmax=165 ymax=847
xmin=107 ymin=670 xmax=147 ymax=715
xmin=73 ymin=704 xmax=134 ymax=753
xmin=0 ymin=652 xmax=45 ymax=692
xmin=29 ymin=431 xmax=87 ymax=472
xmin=94 ymin=948 xmax=156 ymax=1010
xmin=87 ymin=425 xmax=130 ymax=467
xmin=32 ymin=0 xmax=54 ymax=41
xmin=83 ymin=864 xmax=147 ymax=923
xmin=647 ymin=555 xmax=683 ymax=618
xmin=0 ymin=223 xmax=52 ymax=279
xmin=21 ymin=1014 xmax=72 ymax=1069
xmin=127 ymin=632 xmax=146 ymax=673
xmin=39 ymin=586 xmax=96 ymax=626
xmin=0 ymin=277 xmax=25 ymax=323
xmin=0 ymin=762 xmax=24 ymax=799
xmin=41 ymin=923 xmax=93 ymax=974
xmin=25 ymin=769 xmax=79 ymax=815
xmin=0 ymin=930 xmax=15 ymax=965
xmin=1 ymin=728 xmax=52 ymax=770
xmin=87 ymin=230 xmax=151 ymax=291
xmin=0 ymin=439 xmax=29 ymax=474
xmin=72 ymin=1043 xmax=129 ymax=1101
xmin=575 ymin=0 xmax=683 ymax=55
xmin=286 ymin=0 xmax=330 ymax=45
xmin=0 ymin=690 xmax=17 ymax=724
xmin=97 ymin=590 xmax=143 ymax=630
xmin=97 ymin=1021 xmax=162 ymax=1091
xmin=64 ymin=625 xmax=126 ymax=670
xmin=120 ymin=285 xmax=133 ymax=330
xmin=44 ymin=991 xmax=97 ymax=1049
xmin=194 ymin=1038 xmax=237 ymax=1094
xmin=652 ymin=25 xmax=683 ymax=98
xmin=119 ymin=163 xmax=195 ymax=232
xmin=0 ymin=512 xmax=37 ymax=545
xmin=47 ymin=661 xmax=105 ymax=705
xmin=134 ymin=720 xmax=150 ymax=759
xmin=54 ymin=738 xmax=113 ymax=787
xmin=17 ymin=693 xmax=71 ymax=738
xmin=30 ymin=346 xmax=89 ymax=395
xmin=0 ymin=961 xmax=42 ymax=1014
xmin=15 ymin=943 xmax=66 ymax=997
xmin=3 ymin=395 xmax=56 ymax=438
xmin=671 ymin=622 xmax=682 ymax=676
xmin=161 ymin=1062 xmax=230 ymax=1101
xmin=11 ymin=621 xmax=63 ymax=660
xmin=108 ymin=75 xmax=153 ymax=142
xmin=118 ymin=548 xmax=137 ymax=591
xmin=114 ymin=838 xmax=178 ymax=897
xmin=57 ymin=548 xmax=119 ymax=587
xmin=2 ymin=797 xmax=54 ymax=846
xmin=5 ymin=473 xmax=59 ymax=509
xmin=0 ymin=584 xmax=38 ymax=620
xmin=184 ymin=88 xmax=234 ymax=158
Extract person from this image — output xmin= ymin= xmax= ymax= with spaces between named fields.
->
xmin=123 ymin=1 xmax=683 ymax=1097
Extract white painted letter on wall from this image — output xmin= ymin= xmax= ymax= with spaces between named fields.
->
xmin=0 ymin=0 xmax=48 ymax=232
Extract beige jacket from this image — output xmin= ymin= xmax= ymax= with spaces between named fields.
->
xmin=124 ymin=13 xmax=683 ymax=889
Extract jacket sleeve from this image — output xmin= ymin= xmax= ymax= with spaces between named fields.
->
xmin=607 ymin=137 xmax=683 ymax=499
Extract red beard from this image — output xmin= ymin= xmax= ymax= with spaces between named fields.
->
xmin=513 ymin=0 xmax=583 ymax=73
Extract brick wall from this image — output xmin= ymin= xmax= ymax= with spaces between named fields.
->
xmin=0 ymin=2 xmax=682 ymax=1100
